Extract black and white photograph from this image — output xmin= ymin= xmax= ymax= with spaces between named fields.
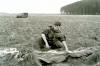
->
xmin=0 ymin=0 xmax=100 ymax=66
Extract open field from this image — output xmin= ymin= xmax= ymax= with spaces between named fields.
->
xmin=0 ymin=15 xmax=99 ymax=50
xmin=0 ymin=15 xmax=100 ymax=66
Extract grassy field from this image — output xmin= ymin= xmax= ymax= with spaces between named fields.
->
xmin=0 ymin=15 xmax=100 ymax=66
xmin=0 ymin=15 xmax=99 ymax=51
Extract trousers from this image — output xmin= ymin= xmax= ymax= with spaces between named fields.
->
xmin=38 ymin=38 xmax=64 ymax=50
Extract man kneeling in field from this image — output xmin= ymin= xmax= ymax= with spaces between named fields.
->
xmin=39 ymin=21 xmax=72 ymax=53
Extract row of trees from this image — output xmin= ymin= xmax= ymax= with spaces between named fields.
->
xmin=61 ymin=0 xmax=100 ymax=15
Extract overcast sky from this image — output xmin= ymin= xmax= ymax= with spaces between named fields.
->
xmin=0 ymin=0 xmax=80 ymax=14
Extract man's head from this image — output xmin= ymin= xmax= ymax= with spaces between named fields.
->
xmin=53 ymin=21 xmax=61 ymax=31
xmin=54 ymin=21 xmax=61 ymax=26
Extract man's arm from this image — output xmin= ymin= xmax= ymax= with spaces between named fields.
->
xmin=62 ymin=41 xmax=73 ymax=53
xmin=62 ymin=41 xmax=69 ymax=51
xmin=41 ymin=34 xmax=50 ymax=48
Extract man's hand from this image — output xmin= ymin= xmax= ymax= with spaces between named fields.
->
xmin=66 ymin=50 xmax=73 ymax=53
